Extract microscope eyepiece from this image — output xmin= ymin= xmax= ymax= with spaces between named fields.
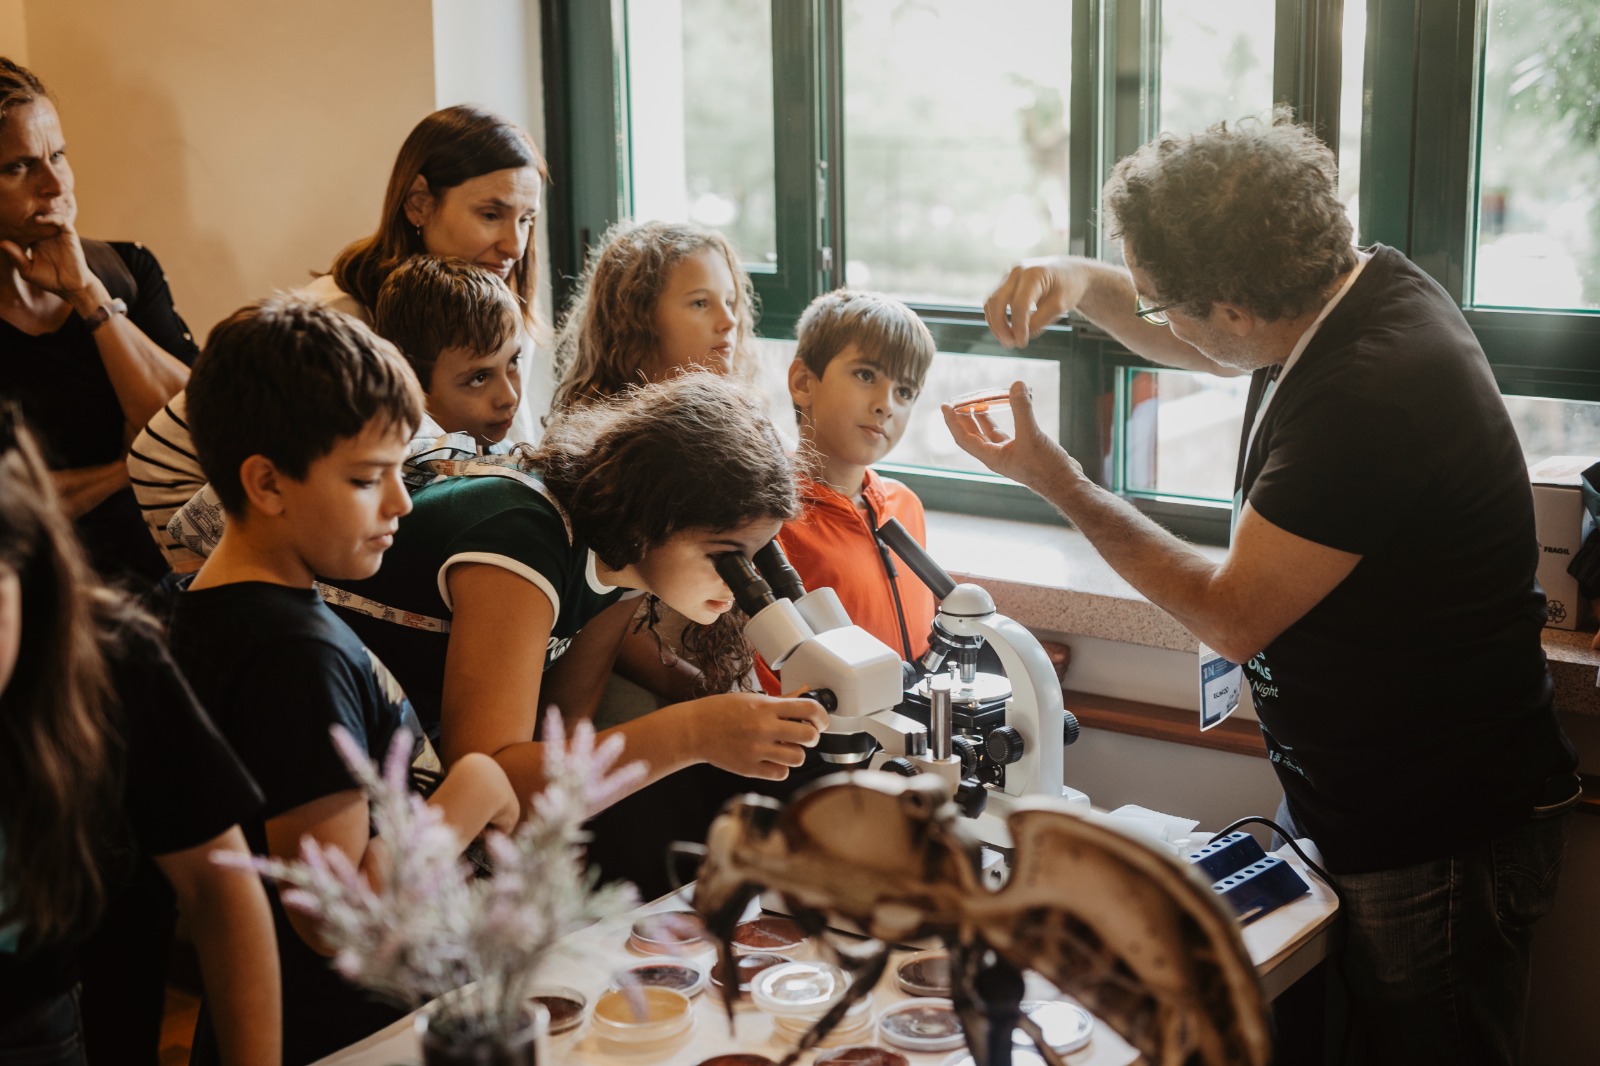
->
xmin=713 ymin=552 xmax=778 ymax=617
xmin=753 ymin=540 xmax=807 ymax=602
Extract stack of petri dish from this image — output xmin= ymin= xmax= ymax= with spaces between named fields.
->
xmin=751 ymin=960 xmax=874 ymax=1047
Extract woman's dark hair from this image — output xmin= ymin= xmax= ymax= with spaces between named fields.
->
xmin=0 ymin=57 xmax=48 ymax=129
xmin=0 ymin=408 xmax=129 ymax=951
xmin=331 ymin=105 xmax=548 ymax=328
xmin=1102 ymin=107 xmax=1357 ymax=321
xmin=526 ymin=373 xmax=799 ymax=692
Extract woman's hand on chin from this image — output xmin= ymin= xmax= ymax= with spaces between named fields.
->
xmin=0 ymin=207 xmax=106 ymax=313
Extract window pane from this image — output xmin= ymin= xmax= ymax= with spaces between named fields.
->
xmin=1474 ymin=0 xmax=1600 ymax=310
xmin=1121 ymin=369 xmax=1249 ymax=502
xmin=1157 ymin=1 xmax=1276 ymax=136
xmin=842 ymin=1 xmax=1072 ymax=306
xmin=626 ymin=0 xmax=777 ymax=268
xmin=1504 ymin=396 xmax=1600 ymax=463
xmin=898 ymin=354 xmax=1061 ymax=476
xmin=1338 ymin=0 xmax=1367 ymax=235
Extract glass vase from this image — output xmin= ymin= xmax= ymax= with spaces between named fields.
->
xmin=415 ymin=995 xmax=549 ymax=1066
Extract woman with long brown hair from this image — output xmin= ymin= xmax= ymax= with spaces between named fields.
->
xmin=0 ymin=406 xmax=279 ymax=1065
xmin=128 ymin=104 xmax=551 ymax=572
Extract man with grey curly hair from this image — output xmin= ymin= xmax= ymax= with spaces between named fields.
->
xmin=951 ymin=112 xmax=1576 ymax=1065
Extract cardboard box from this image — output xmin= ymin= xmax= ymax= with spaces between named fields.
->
xmin=1527 ymin=456 xmax=1596 ymax=630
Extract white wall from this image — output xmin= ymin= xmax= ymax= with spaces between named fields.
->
xmin=432 ymin=0 xmax=552 ymax=326
xmin=20 ymin=0 xmax=439 ymax=339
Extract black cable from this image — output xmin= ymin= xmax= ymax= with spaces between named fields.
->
xmin=1210 ymin=815 xmax=1351 ymax=1065
xmin=862 ymin=497 xmax=914 ymax=662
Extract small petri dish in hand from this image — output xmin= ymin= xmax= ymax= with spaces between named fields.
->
xmin=949 ymin=387 xmax=1014 ymax=416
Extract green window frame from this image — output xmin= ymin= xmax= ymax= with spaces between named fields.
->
xmin=541 ymin=0 xmax=1600 ymax=546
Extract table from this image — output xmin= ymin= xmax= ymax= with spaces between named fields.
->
xmin=318 ymin=844 xmax=1337 ymax=1065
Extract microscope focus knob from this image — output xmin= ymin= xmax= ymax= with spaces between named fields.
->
xmin=951 ymin=735 xmax=982 ymax=777
xmin=985 ymin=725 xmax=1025 ymax=766
xmin=1063 ymin=710 xmax=1081 ymax=745
xmin=954 ymin=778 xmax=988 ymax=819
xmin=881 ymin=757 xmax=921 ymax=777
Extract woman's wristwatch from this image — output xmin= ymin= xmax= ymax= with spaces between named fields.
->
xmin=82 ymin=297 xmax=128 ymax=332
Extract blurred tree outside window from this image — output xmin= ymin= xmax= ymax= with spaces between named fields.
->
xmin=1474 ymin=0 xmax=1600 ymax=310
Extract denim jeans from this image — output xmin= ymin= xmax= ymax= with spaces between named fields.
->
xmin=1326 ymin=810 xmax=1571 ymax=1065
xmin=0 ymin=988 xmax=88 ymax=1066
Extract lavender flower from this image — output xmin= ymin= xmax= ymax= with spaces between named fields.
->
xmin=216 ymin=710 xmax=647 ymax=1043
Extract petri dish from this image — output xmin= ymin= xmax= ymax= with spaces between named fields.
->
xmin=708 ymin=951 xmax=791 ymax=998
xmin=895 ymin=948 xmax=952 ymax=998
xmin=733 ymin=915 xmax=806 ymax=955
xmin=814 ymin=1048 xmax=911 ymax=1066
xmin=751 ymin=960 xmax=850 ymax=1017
xmin=944 ymin=1051 xmax=1048 ymax=1066
xmin=878 ymin=997 xmax=966 ymax=1052
xmin=1017 ymin=999 xmax=1094 ymax=1054
xmin=591 ymin=985 xmax=694 ymax=1047
xmin=612 ymin=958 xmax=707 ymax=998
xmin=949 ymin=387 xmax=1014 ymax=416
xmin=526 ymin=986 xmax=586 ymax=1035
xmin=628 ymin=910 xmax=709 ymax=954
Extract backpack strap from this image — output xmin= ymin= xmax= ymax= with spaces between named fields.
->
xmin=81 ymin=240 xmax=139 ymax=304
xmin=318 ymin=463 xmax=573 ymax=632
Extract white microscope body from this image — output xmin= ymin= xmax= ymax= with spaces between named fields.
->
xmin=716 ymin=537 xmax=1086 ymax=844
xmin=922 ymin=581 xmax=1091 ymax=851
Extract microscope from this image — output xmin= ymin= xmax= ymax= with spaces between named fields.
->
xmin=874 ymin=519 xmax=1089 ymax=850
xmin=714 ymin=529 xmax=1086 ymax=854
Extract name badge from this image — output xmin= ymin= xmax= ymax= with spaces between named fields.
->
xmin=1198 ymin=643 xmax=1242 ymax=732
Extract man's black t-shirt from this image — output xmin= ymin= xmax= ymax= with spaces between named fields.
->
xmin=0 ymin=242 xmax=199 ymax=587
xmin=168 ymin=582 xmax=426 ymax=1065
xmin=0 ymin=612 xmax=261 ymax=1047
xmin=1237 ymin=245 xmax=1576 ymax=873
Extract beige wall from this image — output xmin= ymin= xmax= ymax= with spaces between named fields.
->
xmin=20 ymin=0 xmax=439 ymax=338
xmin=0 ymin=1 xmax=26 ymax=64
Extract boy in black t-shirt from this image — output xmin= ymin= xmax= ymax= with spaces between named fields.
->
xmin=167 ymin=296 xmax=519 ymax=1065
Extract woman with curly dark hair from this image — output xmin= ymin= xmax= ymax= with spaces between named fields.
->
xmin=323 ymin=373 xmax=826 ymax=896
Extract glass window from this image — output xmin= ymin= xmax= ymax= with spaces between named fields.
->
xmin=1473 ymin=0 xmax=1600 ymax=311
xmin=626 ymin=0 xmax=778 ymax=269
xmin=841 ymin=0 xmax=1073 ymax=306
xmin=1504 ymin=395 xmax=1600 ymax=464
xmin=1119 ymin=368 xmax=1249 ymax=502
xmin=1338 ymin=0 xmax=1367 ymax=234
xmin=1156 ymin=0 xmax=1276 ymax=136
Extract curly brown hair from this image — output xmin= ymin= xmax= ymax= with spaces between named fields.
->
xmin=549 ymin=220 xmax=760 ymax=414
xmin=1102 ymin=108 xmax=1357 ymax=321
xmin=525 ymin=374 xmax=798 ymax=692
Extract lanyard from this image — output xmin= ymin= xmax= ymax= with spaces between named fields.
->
xmin=1240 ymin=251 xmax=1371 ymax=471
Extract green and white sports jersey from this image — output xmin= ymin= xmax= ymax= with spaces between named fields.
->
xmin=328 ymin=470 xmax=629 ymax=736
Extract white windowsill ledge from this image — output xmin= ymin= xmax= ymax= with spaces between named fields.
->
xmin=924 ymin=509 xmax=1600 ymax=717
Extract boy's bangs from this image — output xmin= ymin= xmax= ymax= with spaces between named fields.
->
xmin=859 ymin=323 xmax=935 ymax=390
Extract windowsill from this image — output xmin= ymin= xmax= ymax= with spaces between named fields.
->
xmin=923 ymin=509 xmax=1600 ymax=719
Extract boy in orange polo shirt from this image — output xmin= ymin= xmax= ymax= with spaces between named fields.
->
xmin=756 ymin=289 xmax=938 ymax=692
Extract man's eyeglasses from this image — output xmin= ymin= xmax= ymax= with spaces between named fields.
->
xmin=1134 ymin=294 xmax=1180 ymax=326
